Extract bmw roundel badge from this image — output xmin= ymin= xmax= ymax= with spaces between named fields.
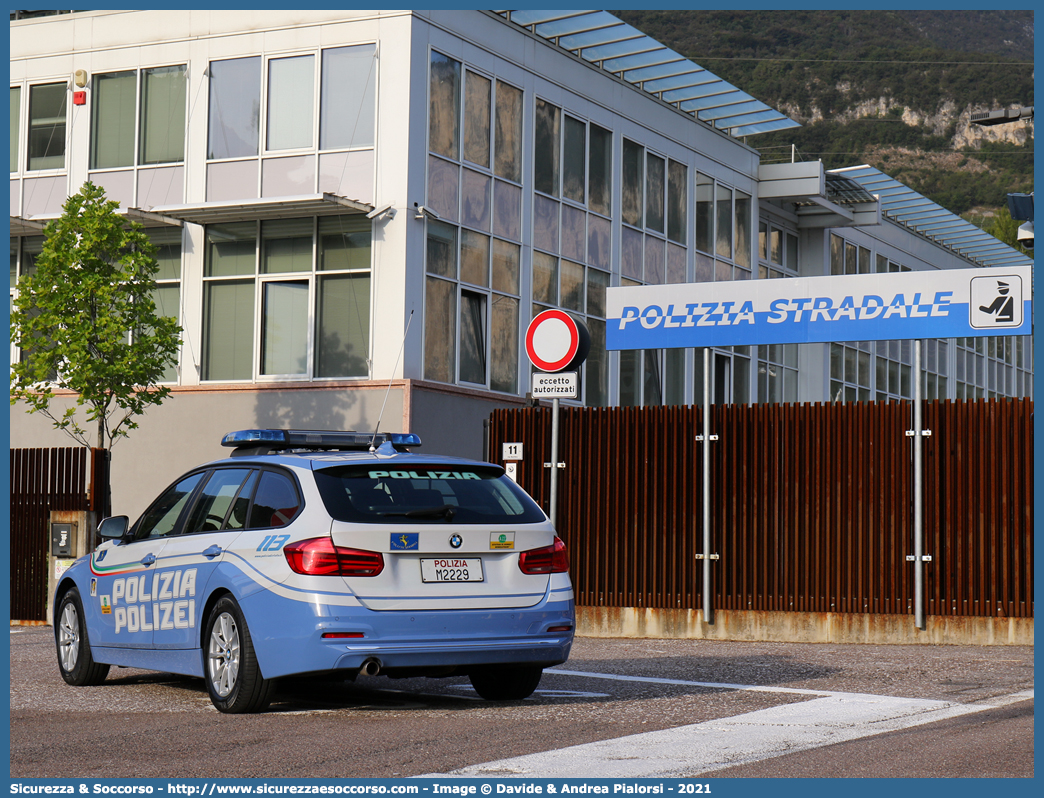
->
xmin=449 ymin=534 xmax=463 ymax=549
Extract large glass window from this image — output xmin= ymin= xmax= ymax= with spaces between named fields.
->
xmin=494 ymin=81 xmax=523 ymax=183
xmin=89 ymin=66 xmax=186 ymax=169
xmin=201 ymin=215 xmax=371 ymax=382
xmin=320 ymin=44 xmax=376 ymax=149
xmin=463 ymin=72 xmax=491 ymax=168
xmin=953 ymin=335 xmax=1032 ymax=400
xmin=588 ymin=124 xmax=611 ymax=217
xmin=530 ymin=101 xmax=618 ymax=405
xmin=759 ymin=221 xmax=799 ymax=279
xmin=429 ymin=52 xmax=461 ymax=160
xmin=621 ymin=138 xmax=687 ymax=280
xmin=140 ymin=66 xmax=187 ymax=164
xmin=27 ymin=82 xmax=67 ymax=170
xmin=425 ymin=51 xmax=522 ymax=394
xmin=208 ymin=57 xmax=261 ymax=159
xmin=268 ymin=56 xmax=314 ymax=151
xmin=208 ymin=45 xmax=375 ymax=162
xmin=534 ymin=99 xmax=560 ymax=197
xmin=91 ymin=72 xmax=135 ymax=168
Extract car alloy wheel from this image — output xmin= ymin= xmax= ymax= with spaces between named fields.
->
xmin=207 ymin=611 xmax=241 ymax=698
xmin=54 ymin=587 xmax=110 ymax=686
xmin=57 ymin=601 xmax=81 ymax=673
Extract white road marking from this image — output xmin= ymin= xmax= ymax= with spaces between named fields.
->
xmin=424 ymin=669 xmax=1033 ymax=778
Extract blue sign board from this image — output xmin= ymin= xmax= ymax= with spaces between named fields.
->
xmin=606 ymin=266 xmax=1032 ymax=350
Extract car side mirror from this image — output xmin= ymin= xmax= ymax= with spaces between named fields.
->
xmin=98 ymin=516 xmax=130 ymax=541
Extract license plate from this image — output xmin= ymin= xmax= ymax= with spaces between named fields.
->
xmin=420 ymin=557 xmax=484 ymax=583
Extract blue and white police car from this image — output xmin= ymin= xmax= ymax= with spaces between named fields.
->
xmin=53 ymin=430 xmax=574 ymax=713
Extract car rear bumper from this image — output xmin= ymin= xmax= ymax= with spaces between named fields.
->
xmin=241 ymin=586 xmax=574 ymax=679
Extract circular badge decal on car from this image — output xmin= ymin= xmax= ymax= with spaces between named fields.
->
xmin=449 ymin=534 xmax=463 ymax=549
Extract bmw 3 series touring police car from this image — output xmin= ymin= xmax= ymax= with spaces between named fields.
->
xmin=53 ymin=430 xmax=574 ymax=713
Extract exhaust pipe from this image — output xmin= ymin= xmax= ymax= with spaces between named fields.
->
xmin=359 ymin=658 xmax=382 ymax=677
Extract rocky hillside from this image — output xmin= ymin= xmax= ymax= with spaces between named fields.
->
xmin=617 ymin=10 xmax=1033 ymax=222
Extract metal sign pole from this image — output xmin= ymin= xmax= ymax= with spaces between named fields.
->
xmin=912 ymin=340 xmax=927 ymax=631
xmin=695 ymin=347 xmax=718 ymax=624
xmin=702 ymin=349 xmax=712 ymax=623
xmin=549 ymin=396 xmax=560 ymax=527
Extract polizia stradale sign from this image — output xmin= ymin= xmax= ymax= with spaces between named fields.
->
xmin=606 ymin=266 xmax=1032 ymax=350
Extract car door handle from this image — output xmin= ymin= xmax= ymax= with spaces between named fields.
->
xmin=140 ymin=553 xmax=157 ymax=567
xmin=202 ymin=545 xmax=223 ymax=559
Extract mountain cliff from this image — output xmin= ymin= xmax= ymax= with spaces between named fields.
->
xmin=617 ymin=10 xmax=1033 ymax=220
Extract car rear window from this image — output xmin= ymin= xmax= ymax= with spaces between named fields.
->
xmin=313 ymin=464 xmax=546 ymax=525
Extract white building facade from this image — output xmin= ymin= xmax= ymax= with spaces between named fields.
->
xmin=10 ymin=10 xmax=1032 ymax=518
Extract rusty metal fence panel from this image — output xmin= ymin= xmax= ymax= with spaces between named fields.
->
xmin=488 ymin=399 xmax=1032 ymax=620
xmin=9 ymin=447 xmax=108 ymax=622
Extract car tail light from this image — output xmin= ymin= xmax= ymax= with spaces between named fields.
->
xmin=284 ymin=537 xmax=384 ymax=577
xmin=518 ymin=536 xmax=569 ymax=575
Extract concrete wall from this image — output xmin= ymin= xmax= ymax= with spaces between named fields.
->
xmin=11 ymin=383 xmax=404 ymax=521
xmin=407 ymin=381 xmax=528 ymax=462
xmin=578 ymin=606 xmax=1034 ymax=646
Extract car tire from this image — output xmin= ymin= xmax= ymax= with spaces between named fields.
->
xmin=55 ymin=587 xmax=110 ymax=686
xmin=204 ymin=596 xmax=275 ymax=713
xmin=469 ymin=665 xmax=543 ymax=700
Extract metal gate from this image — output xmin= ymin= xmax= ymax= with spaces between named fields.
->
xmin=9 ymin=447 xmax=109 ymax=621
xmin=488 ymin=399 xmax=1033 ymax=620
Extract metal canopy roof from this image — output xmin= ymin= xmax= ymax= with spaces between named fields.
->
xmin=10 ymin=215 xmax=50 ymax=237
xmin=833 ymin=166 xmax=1033 ymax=269
xmin=494 ymin=10 xmax=800 ymax=138
xmin=141 ymin=194 xmax=373 ymax=227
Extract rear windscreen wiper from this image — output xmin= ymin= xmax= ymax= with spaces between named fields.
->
xmin=379 ymin=504 xmax=457 ymax=521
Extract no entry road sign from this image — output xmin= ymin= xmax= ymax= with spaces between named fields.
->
xmin=525 ymin=309 xmax=590 ymax=372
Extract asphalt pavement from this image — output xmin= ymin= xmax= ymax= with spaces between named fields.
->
xmin=8 ymin=627 xmax=1034 ymax=780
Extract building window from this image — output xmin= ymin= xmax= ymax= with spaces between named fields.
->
xmin=955 ymin=335 xmax=1033 ymax=400
xmin=89 ymin=66 xmax=186 ymax=170
xmin=617 ymin=138 xmax=691 ymax=407
xmin=830 ymin=234 xmax=876 ymax=276
xmin=10 ymin=86 xmax=21 ymax=172
xmin=758 ymin=221 xmax=799 ymax=279
xmin=201 ymin=215 xmax=371 ymax=382
xmin=757 ymin=345 xmax=798 ymax=404
xmin=207 ymin=57 xmax=261 ymax=159
xmin=320 ymin=46 xmax=376 ymax=149
xmin=268 ymin=56 xmax=314 ymax=151
xmin=425 ymin=51 xmax=522 ymax=394
xmin=147 ymin=227 xmax=183 ymax=383
xmin=754 ymin=220 xmax=799 ymax=404
xmin=694 ymin=173 xmax=750 ymax=281
xmin=10 ymin=236 xmax=45 ymax=365
xmin=692 ymin=347 xmax=751 ymax=407
xmin=920 ymin=339 xmax=949 ymax=401
xmin=831 ymin=342 xmax=874 ymax=402
xmin=531 ymin=100 xmax=620 ymax=405
xmin=141 ymin=66 xmax=187 ymax=164
xmin=207 ymin=45 xmax=376 ymax=161
xmin=27 ymin=82 xmax=67 ymax=171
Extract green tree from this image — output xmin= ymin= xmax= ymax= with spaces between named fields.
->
xmin=10 ymin=182 xmax=182 ymax=450
xmin=986 ymin=206 xmax=1032 ymax=255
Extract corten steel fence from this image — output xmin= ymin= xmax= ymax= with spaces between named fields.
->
xmin=488 ymin=399 xmax=1033 ymax=620
xmin=9 ymin=447 xmax=110 ymax=621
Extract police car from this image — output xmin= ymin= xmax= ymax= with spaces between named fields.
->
xmin=53 ymin=430 xmax=574 ymax=713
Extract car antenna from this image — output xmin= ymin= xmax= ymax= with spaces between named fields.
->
xmin=370 ymin=309 xmax=414 ymax=453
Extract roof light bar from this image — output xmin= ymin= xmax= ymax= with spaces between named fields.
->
xmin=221 ymin=429 xmax=422 ymax=452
